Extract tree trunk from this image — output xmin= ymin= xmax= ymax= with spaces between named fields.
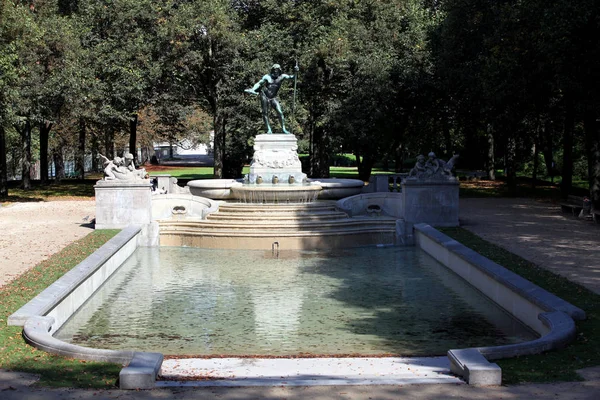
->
xmin=561 ymin=96 xmax=575 ymax=198
xmin=394 ymin=145 xmax=404 ymax=173
xmin=91 ymin=133 xmax=99 ymax=172
xmin=20 ymin=119 xmax=32 ymax=189
xmin=584 ymin=109 xmax=600 ymax=210
xmin=213 ymin=112 xmax=225 ymax=178
xmin=442 ymin=109 xmax=452 ymax=158
xmin=357 ymin=155 xmax=374 ymax=182
xmin=487 ymin=124 xmax=495 ymax=181
xmin=505 ymin=135 xmax=517 ymax=191
xmin=77 ymin=118 xmax=86 ymax=179
xmin=104 ymin=130 xmax=114 ymax=159
xmin=0 ymin=125 xmax=8 ymax=197
xmin=39 ymin=121 xmax=52 ymax=184
xmin=129 ymin=114 xmax=138 ymax=162
xmin=53 ymin=146 xmax=65 ymax=182
xmin=532 ymin=142 xmax=539 ymax=188
xmin=540 ymin=118 xmax=554 ymax=177
xmin=310 ymin=125 xmax=330 ymax=178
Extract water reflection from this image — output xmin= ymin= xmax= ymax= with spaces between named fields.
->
xmin=55 ymin=247 xmax=537 ymax=356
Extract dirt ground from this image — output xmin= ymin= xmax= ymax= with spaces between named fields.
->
xmin=0 ymin=200 xmax=96 ymax=288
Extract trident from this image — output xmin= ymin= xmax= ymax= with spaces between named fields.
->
xmin=291 ymin=59 xmax=299 ymax=135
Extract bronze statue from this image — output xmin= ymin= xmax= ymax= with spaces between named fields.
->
xmin=245 ymin=63 xmax=297 ymax=134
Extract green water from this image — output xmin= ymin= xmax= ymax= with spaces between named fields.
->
xmin=55 ymin=246 xmax=537 ymax=356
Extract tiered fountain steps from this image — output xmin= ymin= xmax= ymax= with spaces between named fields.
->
xmin=159 ymin=202 xmax=398 ymax=250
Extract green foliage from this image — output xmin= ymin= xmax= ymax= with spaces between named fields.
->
xmin=0 ymin=230 xmax=122 ymax=388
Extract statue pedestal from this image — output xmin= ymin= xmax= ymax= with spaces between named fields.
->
xmin=95 ymin=180 xmax=153 ymax=229
xmin=247 ymin=134 xmax=306 ymax=184
xmin=402 ymin=179 xmax=459 ymax=227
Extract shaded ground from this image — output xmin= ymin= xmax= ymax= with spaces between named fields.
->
xmin=1 ymin=367 xmax=599 ymax=399
xmin=459 ymin=198 xmax=600 ymax=295
xmin=151 ymin=154 xmax=215 ymax=168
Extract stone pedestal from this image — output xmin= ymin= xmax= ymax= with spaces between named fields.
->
xmin=402 ymin=179 xmax=459 ymax=227
xmin=247 ymin=134 xmax=307 ymax=184
xmin=95 ymin=180 xmax=153 ymax=229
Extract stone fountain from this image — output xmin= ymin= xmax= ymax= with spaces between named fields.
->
xmin=188 ymin=63 xmax=363 ymax=203
xmin=188 ymin=133 xmax=331 ymax=203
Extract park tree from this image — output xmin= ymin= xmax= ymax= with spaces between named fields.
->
xmin=2 ymin=1 xmax=45 ymax=190
xmin=77 ymin=0 xmax=163 ymax=163
xmin=0 ymin=1 xmax=28 ymax=196
xmin=161 ymin=0 xmax=247 ymax=178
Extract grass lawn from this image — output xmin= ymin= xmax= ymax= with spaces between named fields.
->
xmin=0 ymin=230 xmax=122 ymax=388
xmin=1 ymin=181 xmax=96 ymax=204
xmin=440 ymin=227 xmax=600 ymax=384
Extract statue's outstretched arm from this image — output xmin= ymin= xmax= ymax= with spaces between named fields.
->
xmin=245 ymin=75 xmax=268 ymax=95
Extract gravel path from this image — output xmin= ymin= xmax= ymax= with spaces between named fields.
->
xmin=459 ymin=198 xmax=600 ymax=295
xmin=0 ymin=200 xmax=95 ymax=288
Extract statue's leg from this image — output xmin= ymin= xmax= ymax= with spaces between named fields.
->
xmin=273 ymin=99 xmax=290 ymax=134
xmin=260 ymin=95 xmax=272 ymax=134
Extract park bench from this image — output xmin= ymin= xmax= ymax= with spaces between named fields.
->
xmin=560 ymin=195 xmax=585 ymax=217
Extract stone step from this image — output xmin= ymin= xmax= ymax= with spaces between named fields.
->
xmin=160 ymin=218 xmax=397 ymax=231
xmin=216 ymin=202 xmax=338 ymax=214
xmin=160 ymin=226 xmax=397 ymax=250
xmin=160 ymin=226 xmax=396 ymax=237
xmin=207 ymin=210 xmax=349 ymax=221
xmin=158 ymin=201 xmax=398 ymax=249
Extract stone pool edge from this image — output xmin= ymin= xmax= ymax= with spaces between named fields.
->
xmin=8 ymin=226 xmax=163 ymax=390
xmin=414 ymin=223 xmax=585 ymax=386
xmin=7 ymin=223 xmax=586 ymax=389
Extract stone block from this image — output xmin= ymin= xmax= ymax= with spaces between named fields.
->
xmin=248 ymin=134 xmax=306 ymax=184
xmin=448 ymin=348 xmax=501 ymax=386
xmin=119 ymin=352 xmax=163 ymax=390
xmin=402 ymin=180 xmax=459 ymax=226
xmin=95 ymin=180 xmax=153 ymax=229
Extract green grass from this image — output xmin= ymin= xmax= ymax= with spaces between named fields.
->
xmin=0 ymin=230 xmax=122 ymax=388
xmin=147 ymin=167 xmax=214 ymax=179
xmin=1 ymin=181 xmax=96 ymax=204
xmin=146 ymin=166 xmax=252 ymax=179
xmin=329 ymin=167 xmax=397 ymax=179
xmin=440 ymin=227 xmax=600 ymax=384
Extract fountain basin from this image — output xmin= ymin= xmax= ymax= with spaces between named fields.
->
xmin=187 ymin=179 xmax=242 ymax=200
xmin=309 ymin=178 xmax=365 ymax=200
xmin=231 ymin=183 xmax=322 ymax=203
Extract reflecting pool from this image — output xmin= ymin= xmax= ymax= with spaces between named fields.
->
xmin=55 ymin=246 xmax=537 ymax=356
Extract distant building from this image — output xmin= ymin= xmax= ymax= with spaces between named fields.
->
xmin=154 ymin=132 xmax=214 ymax=161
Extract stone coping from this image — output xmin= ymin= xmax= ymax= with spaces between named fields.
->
xmin=8 ymin=226 xmax=162 ymax=390
xmin=414 ymin=223 xmax=584 ymax=385
xmin=187 ymin=179 xmax=241 ymax=189
xmin=8 ymin=226 xmax=142 ymax=326
xmin=308 ymin=178 xmax=365 ymax=188
xmin=94 ymin=179 xmax=152 ymax=188
xmin=414 ymin=224 xmax=585 ymax=321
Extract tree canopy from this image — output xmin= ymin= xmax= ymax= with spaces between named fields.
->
xmin=1 ymin=0 xmax=599 ymax=207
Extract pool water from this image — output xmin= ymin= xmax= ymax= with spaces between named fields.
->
xmin=55 ymin=246 xmax=537 ymax=356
